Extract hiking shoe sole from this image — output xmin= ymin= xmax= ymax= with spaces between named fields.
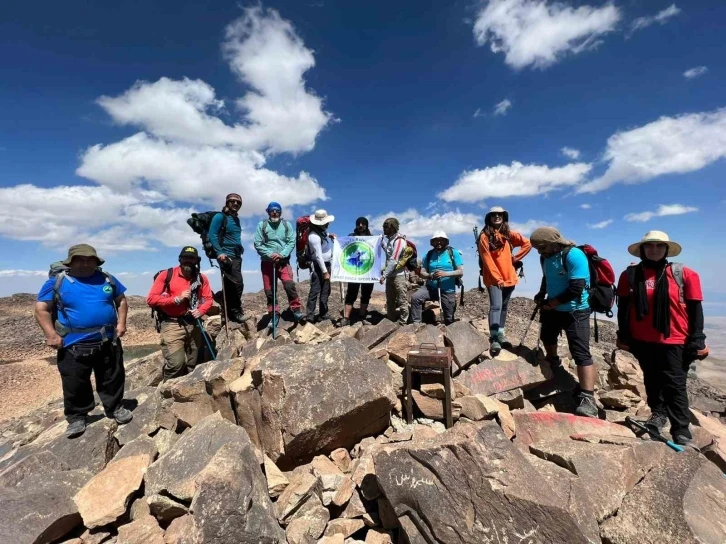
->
xmin=66 ymin=419 xmax=87 ymax=438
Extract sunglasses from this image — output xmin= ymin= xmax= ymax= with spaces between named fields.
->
xmin=490 ymin=213 xmax=503 ymax=218
xmin=268 ymin=209 xmax=281 ymax=215
xmin=228 ymin=199 xmax=242 ymax=205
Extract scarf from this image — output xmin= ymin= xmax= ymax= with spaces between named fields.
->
xmin=632 ymin=256 xmax=671 ymax=338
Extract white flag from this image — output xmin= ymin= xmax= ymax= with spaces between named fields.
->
xmin=331 ymin=236 xmax=384 ymax=283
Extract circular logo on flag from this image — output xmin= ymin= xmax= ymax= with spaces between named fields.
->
xmin=341 ymin=241 xmax=374 ymax=275
xmin=103 ymin=285 xmax=113 ymax=294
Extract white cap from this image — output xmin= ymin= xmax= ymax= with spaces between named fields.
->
xmin=430 ymin=231 xmax=449 ymax=245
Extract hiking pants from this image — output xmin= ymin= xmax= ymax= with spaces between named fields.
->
xmin=261 ymin=261 xmax=302 ymax=313
xmin=410 ymin=285 xmax=456 ymax=325
xmin=307 ymin=261 xmax=331 ymax=320
xmin=344 ymin=282 xmax=374 ymax=306
xmin=385 ymin=274 xmax=409 ymax=325
xmin=221 ymin=257 xmax=244 ymax=314
xmin=488 ymin=285 xmax=515 ymax=333
xmin=57 ymin=340 xmax=125 ymax=422
xmin=540 ymin=309 xmax=593 ymax=367
xmin=160 ymin=320 xmax=202 ymax=381
xmin=630 ymin=341 xmax=691 ymax=438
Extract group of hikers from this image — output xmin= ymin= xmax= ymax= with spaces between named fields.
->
xmin=34 ymin=193 xmax=709 ymax=451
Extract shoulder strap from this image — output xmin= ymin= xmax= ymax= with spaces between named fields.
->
xmin=424 ymin=249 xmax=434 ymax=268
xmin=627 ymin=265 xmax=636 ymax=293
xmin=262 ymin=222 xmax=269 ymax=243
xmin=561 ymin=246 xmax=573 ymax=272
xmin=53 ymin=272 xmax=68 ymax=317
xmin=163 ymin=268 xmax=173 ymax=294
xmin=218 ymin=212 xmax=228 ymax=243
xmin=670 ymin=262 xmax=685 ymax=302
xmin=447 ymin=247 xmax=458 ymax=270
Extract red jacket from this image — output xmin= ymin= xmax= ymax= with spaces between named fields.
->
xmin=146 ymin=267 xmax=213 ymax=318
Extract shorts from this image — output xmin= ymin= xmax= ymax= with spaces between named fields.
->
xmin=540 ymin=309 xmax=593 ymax=367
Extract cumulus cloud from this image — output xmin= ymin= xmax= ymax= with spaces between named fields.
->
xmin=0 ymin=7 xmax=332 ymax=251
xmin=494 ymin=98 xmax=513 ymax=116
xmin=561 ymin=146 xmax=581 ymax=160
xmin=630 ymin=4 xmax=681 ymax=34
xmin=0 ymin=270 xmax=47 ymax=278
xmin=588 ymin=219 xmax=613 ymax=229
xmin=580 ymin=203 xmax=592 ymax=209
xmin=624 ymin=204 xmax=698 ymax=223
xmin=578 ymin=108 xmax=726 ymax=193
xmin=509 ymin=219 xmax=551 ymax=235
xmin=683 ymin=66 xmax=708 ymax=79
xmin=368 ymin=209 xmax=481 ymax=238
xmin=472 ymin=0 xmax=621 ymax=69
xmin=439 ymin=161 xmax=592 ymax=202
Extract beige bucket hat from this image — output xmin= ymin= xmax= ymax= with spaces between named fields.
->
xmin=61 ymin=244 xmax=105 ymax=266
xmin=530 ymin=227 xmax=574 ymax=249
xmin=485 ymin=206 xmax=509 ymax=224
xmin=628 ymin=230 xmax=682 ymax=257
xmin=310 ymin=209 xmax=335 ymax=226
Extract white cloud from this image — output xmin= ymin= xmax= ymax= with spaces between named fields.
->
xmin=588 ymin=219 xmax=613 ymax=229
xmin=494 ymin=98 xmax=512 ymax=116
xmin=473 ymin=108 xmax=484 ymax=118
xmin=472 ymin=0 xmax=621 ymax=69
xmin=578 ymin=108 xmax=726 ymax=193
xmin=369 ymin=209 xmax=481 ymax=238
xmin=580 ymin=203 xmax=592 ymax=209
xmin=0 ymin=270 xmax=47 ymax=278
xmin=624 ymin=204 xmax=698 ymax=223
xmin=509 ymin=219 xmax=550 ymax=235
xmin=561 ymin=146 xmax=581 ymax=160
xmin=683 ymin=66 xmax=708 ymax=79
xmin=439 ymin=161 xmax=592 ymax=202
xmin=630 ymin=4 xmax=681 ymax=34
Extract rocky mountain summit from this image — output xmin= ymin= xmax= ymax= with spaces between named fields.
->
xmin=1 ymin=287 xmax=726 ymax=544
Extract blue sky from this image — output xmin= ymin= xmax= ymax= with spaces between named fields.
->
xmin=1 ymin=0 xmax=725 ymax=316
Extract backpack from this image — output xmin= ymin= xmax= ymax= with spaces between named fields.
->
xmin=561 ymin=245 xmax=616 ymax=316
xmin=425 ymin=246 xmax=465 ymax=305
xmin=150 ymin=268 xmax=174 ymax=332
xmin=626 ymin=262 xmax=685 ymax=303
xmin=48 ymin=263 xmax=118 ymax=337
xmin=187 ymin=211 xmax=227 ymax=262
xmin=295 ymin=216 xmax=312 ymax=269
xmin=398 ymin=239 xmax=418 ymax=272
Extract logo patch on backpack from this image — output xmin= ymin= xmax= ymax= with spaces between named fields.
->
xmin=103 ymin=285 xmax=113 ymax=294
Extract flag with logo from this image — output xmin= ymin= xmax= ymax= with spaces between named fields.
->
xmin=331 ymin=236 xmax=384 ymax=283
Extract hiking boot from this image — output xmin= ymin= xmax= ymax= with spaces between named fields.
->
xmin=338 ymin=318 xmax=350 ymax=328
xmin=498 ymin=330 xmax=512 ymax=350
xmin=267 ymin=313 xmax=280 ymax=330
xmin=575 ymin=393 xmax=599 ymax=418
xmin=65 ymin=418 xmax=87 ymax=438
xmin=545 ymin=355 xmax=562 ymax=368
xmin=673 ymin=433 xmax=700 ymax=451
xmin=645 ymin=412 xmax=668 ymax=433
xmin=112 ymin=406 xmax=133 ymax=425
xmin=490 ymin=339 xmax=502 ymax=357
xmin=292 ymin=310 xmax=305 ymax=323
xmin=230 ymin=310 xmax=252 ymax=324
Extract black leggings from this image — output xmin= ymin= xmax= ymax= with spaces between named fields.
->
xmin=344 ymin=282 xmax=373 ymax=305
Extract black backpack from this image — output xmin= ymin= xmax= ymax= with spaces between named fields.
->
xmin=150 ymin=268 xmax=173 ymax=332
xmin=187 ymin=212 xmax=227 ymax=262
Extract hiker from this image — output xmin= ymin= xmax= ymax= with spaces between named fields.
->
xmin=531 ymin=227 xmax=598 ymax=418
xmin=411 ymin=231 xmax=463 ymax=325
xmin=305 ymin=209 xmax=335 ymax=323
xmin=146 ymin=247 xmax=214 ymax=381
xmin=340 ymin=217 xmax=375 ymax=326
xmin=34 ymin=244 xmax=132 ymax=438
xmin=478 ymin=206 xmax=532 ymax=355
xmin=254 ymin=202 xmax=304 ymax=328
xmin=209 ymin=192 xmax=248 ymax=323
xmin=615 ymin=231 xmax=708 ymax=449
xmin=379 ymin=217 xmax=411 ymax=325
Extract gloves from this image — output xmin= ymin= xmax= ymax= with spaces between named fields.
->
xmin=534 ymin=292 xmax=546 ymax=305
xmin=685 ymin=340 xmax=709 ymax=361
xmin=513 ymin=260 xmax=523 ymax=271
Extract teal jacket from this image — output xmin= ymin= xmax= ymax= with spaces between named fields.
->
xmin=253 ymin=220 xmax=295 ymax=261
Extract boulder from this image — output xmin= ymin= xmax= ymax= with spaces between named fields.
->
xmin=444 ymin=321 xmax=489 ymax=368
xmin=330 ymin=448 xmax=353 ymax=473
xmin=116 ymin=515 xmax=165 ymax=544
xmin=147 ymin=493 xmax=189 ymax=522
xmin=691 ymin=409 xmax=726 ymax=472
xmin=285 ymin=494 xmax=329 ymax=544
xmin=114 ymin=387 xmax=162 ymax=446
xmin=240 ymin=338 xmax=396 ymax=463
xmin=78 ymin=528 xmax=113 ymax=544
xmin=275 ymin=471 xmax=322 ymax=525
xmin=130 ymin=496 xmax=151 ymax=520
xmin=290 ymin=323 xmax=331 ymax=345
xmin=264 ymin=454 xmax=289 ymax=498
xmin=365 ymin=529 xmax=394 ymax=544
xmin=163 ymin=515 xmax=194 ymax=544
xmin=196 ymin=358 xmax=246 ymax=422
xmin=600 ymin=450 xmax=726 ymax=544
xmin=355 ymin=319 xmax=399 ymax=349
xmin=0 ymin=450 xmax=70 ymax=488
xmin=411 ymin=390 xmax=461 ymax=421
xmin=74 ymin=453 xmax=154 ymax=528
xmin=113 ymin=435 xmax=158 ymax=463
xmin=608 ymin=349 xmax=645 ymax=394
xmin=170 ymin=398 xmax=215 ymax=429
xmin=599 ymin=388 xmax=641 ymax=410
xmin=312 ymin=455 xmax=350 ymax=506
xmin=372 ymin=420 xmax=589 ymax=543
xmin=457 ymin=357 xmax=553 ymax=397
xmin=383 ymin=325 xmax=419 ymax=364
xmin=339 ymin=489 xmax=367 ymax=519
xmin=511 ymin=411 xmax=635 ymax=450
xmin=492 ymin=387 xmax=525 ymax=409
xmin=419 ymin=379 xmax=470 ymax=400
xmin=188 ymin=441 xmax=285 ymax=543
xmin=324 ymin=519 xmax=365 ymax=539
xmin=153 ymin=428 xmax=180 ymax=457
xmin=125 ymin=351 xmax=164 ymax=389
xmin=145 ymin=413 xmax=252 ymax=502
xmin=0 ymin=470 xmax=90 ymax=544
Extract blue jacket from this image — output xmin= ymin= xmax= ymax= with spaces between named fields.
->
xmin=209 ymin=212 xmax=242 ymax=258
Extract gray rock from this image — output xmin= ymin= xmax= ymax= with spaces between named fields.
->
xmin=355 ymin=319 xmax=400 ymax=350
xmin=511 ymin=411 xmax=635 ymax=450
xmin=458 ymin=356 xmax=553 ymax=397
xmin=444 ymin=321 xmax=489 ymax=368
xmin=114 ymin=388 xmax=162 ymax=446
xmin=124 ymin=351 xmax=164 ymax=390
xmin=0 ymin=450 xmax=70 ymax=488
xmin=147 ymin=493 xmax=188 ymax=522
xmin=113 ymin=435 xmax=158 ymax=463
xmin=116 ymin=514 xmax=164 ymax=544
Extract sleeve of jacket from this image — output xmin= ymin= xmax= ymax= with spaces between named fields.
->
xmin=478 ymin=235 xmax=504 ymax=284
xmin=510 ymin=232 xmax=532 ymax=262
xmin=309 ymin=233 xmax=327 ymax=270
xmin=209 ymin=213 xmax=225 ymax=257
xmin=282 ymin=221 xmax=295 ymax=258
xmin=197 ymin=274 xmax=214 ymax=315
xmin=253 ymin=221 xmax=270 ymax=259
xmin=381 ymin=237 xmax=404 ymax=277
xmin=146 ymin=272 xmax=176 ymax=309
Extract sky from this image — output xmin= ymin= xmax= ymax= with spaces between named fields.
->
xmin=1 ymin=0 xmax=725 ymax=318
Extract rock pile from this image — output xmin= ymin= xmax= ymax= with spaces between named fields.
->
xmin=1 ymin=297 xmax=726 ymax=544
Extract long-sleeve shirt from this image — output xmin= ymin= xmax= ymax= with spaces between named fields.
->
xmin=381 ymin=234 xmax=407 ymax=278
xmin=477 ymin=230 xmax=531 ymax=288
xmin=253 ymin=220 xmax=295 ymax=261
xmin=146 ymin=267 xmax=213 ymax=318
xmin=308 ymin=230 xmax=332 ymax=270
xmin=209 ymin=212 xmax=242 ymax=258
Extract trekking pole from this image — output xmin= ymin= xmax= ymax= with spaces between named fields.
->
xmin=437 ymin=279 xmax=443 ymax=324
xmin=196 ymin=318 xmax=217 ymax=360
xmin=517 ymin=305 xmax=540 ymax=348
xmin=625 ymin=417 xmax=685 ymax=453
xmin=272 ymin=265 xmax=277 ymax=340
xmin=219 ymin=264 xmax=230 ymax=339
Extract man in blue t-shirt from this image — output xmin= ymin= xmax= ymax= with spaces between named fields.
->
xmin=531 ymin=227 xmax=597 ymax=419
xmin=411 ymin=231 xmax=464 ymax=325
xmin=34 ymin=244 xmax=132 ymax=438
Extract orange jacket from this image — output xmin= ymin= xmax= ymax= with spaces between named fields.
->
xmin=477 ymin=230 xmax=532 ymax=288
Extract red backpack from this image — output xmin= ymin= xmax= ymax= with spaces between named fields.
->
xmin=562 ymin=244 xmax=616 ymax=316
xmin=295 ymin=216 xmax=312 ymax=269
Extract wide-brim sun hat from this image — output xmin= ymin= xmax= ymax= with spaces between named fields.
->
xmin=530 ymin=227 xmax=574 ymax=249
xmin=485 ymin=206 xmax=509 ymax=224
xmin=61 ymin=244 xmax=105 ymax=266
xmin=310 ymin=209 xmax=335 ymax=226
xmin=628 ymin=230 xmax=682 ymax=258
xmin=430 ymin=230 xmax=449 ymax=245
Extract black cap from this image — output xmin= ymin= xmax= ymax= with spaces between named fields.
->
xmin=179 ymin=246 xmax=200 ymax=260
